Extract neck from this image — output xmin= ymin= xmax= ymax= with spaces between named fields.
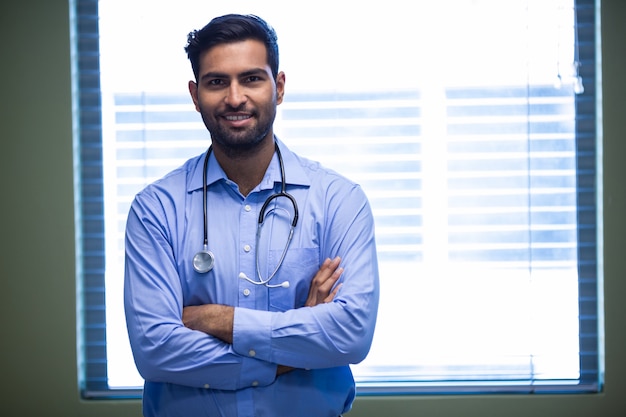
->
xmin=212 ymin=137 xmax=275 ymax=196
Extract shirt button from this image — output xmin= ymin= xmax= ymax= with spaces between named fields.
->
xmin=249 ymin=349 xmax=256 ymax=357
xmin=243 ymin=244 xmax=251 ymax=252
xmin=243 ymin=288 xmax=251 ymax=297
xmin=244 ymin=205 xmax=252 ymax=212
xmin=252 ymin=381 xmax=259 ymax=387
xmin=203 ymin=384 xmax=210 ymax=389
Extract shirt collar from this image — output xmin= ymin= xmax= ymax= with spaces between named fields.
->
xmin=187 ymin=137 xmax=311 ymax=193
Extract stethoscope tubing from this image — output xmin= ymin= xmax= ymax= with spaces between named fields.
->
xmin=194 ymin=142 xmax=298 ymax=287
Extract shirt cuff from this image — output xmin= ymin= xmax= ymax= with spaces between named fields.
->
xmin=237 ymin=354 xmax=276 ymax=389
xmin=233 ymin=307 xmax=274 ymax=364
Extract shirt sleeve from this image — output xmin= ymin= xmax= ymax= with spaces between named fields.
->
xmin=124 ymin=189 xmax=277 ymax=390
xmin=232 ymin=181 xmax=380 ymax=369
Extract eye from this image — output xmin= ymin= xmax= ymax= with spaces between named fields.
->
xmin=244 ymin=75 xmax=263 ymax=83
xmin=205 ymin=79 xmax=226 ymax=88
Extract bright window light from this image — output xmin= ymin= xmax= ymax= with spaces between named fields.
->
xmin=87 ymin=0 xmax=597 ymax=394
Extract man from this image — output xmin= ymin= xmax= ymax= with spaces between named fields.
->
xmin=124 ymin=14 xmax=379 ymax=417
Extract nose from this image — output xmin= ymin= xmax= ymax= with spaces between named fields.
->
xmin=225 ymin=82 xmax=247 ymax=108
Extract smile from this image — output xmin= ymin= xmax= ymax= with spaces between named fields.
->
xmin=224 ymin=114 xmax=252 ymax=121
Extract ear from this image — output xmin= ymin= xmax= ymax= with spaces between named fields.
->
xmin=275 ymin=71 xmax=286 ymax=105
xmin=188 ymin=80 xmax=200 ymax=112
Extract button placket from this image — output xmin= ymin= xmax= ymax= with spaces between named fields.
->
xmin=238 ymin=200 xmax=257 ymax=307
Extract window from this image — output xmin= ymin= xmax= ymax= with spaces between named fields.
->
xmin=75 ymin=0 xmax=601 ymax=397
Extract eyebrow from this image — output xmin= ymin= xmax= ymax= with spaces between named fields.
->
xmin=199 ymin=68 xmax=270 ymax=83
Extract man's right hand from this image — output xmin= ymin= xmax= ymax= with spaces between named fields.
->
xmin=305 ymin=257 xmax=343 ymax=307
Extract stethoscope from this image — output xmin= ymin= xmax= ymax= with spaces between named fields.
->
xmin=192 ymin=142 xmax=299 ymax=289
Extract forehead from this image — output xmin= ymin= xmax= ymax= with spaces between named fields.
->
xmin=198 ymin=39 xmax=270 ymax=76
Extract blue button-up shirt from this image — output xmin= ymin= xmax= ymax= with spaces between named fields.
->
xmin=124 ymin=139 xmax=379 ymax=417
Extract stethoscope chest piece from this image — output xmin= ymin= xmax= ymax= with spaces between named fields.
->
xmin=193 ymin=246 xmax=215 ymax=273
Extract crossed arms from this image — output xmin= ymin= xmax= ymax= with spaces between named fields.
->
xmin=182 ymin=257 xmax=343 ymax=343
xmin=182 ymin=257 xmax=343 ymax=375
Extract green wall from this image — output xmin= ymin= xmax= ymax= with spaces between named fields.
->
xmin=1 ymin=1 xmax=623 ymax=415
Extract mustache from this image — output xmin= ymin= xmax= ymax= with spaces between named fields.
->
xmin=221 ymin=103 xmax=250 ymax=113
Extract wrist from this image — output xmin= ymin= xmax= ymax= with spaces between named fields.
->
xmin=208 ymin=305 xmax=234 ymax=344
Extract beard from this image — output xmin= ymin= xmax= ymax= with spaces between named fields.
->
xmin=198 ymin=100 xmax=277 ymax=157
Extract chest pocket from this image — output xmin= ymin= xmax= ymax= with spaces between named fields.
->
xmin=267 ymin=247 xmax=319 ymax=312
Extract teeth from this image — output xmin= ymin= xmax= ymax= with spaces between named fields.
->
xmin=225 ymin=115 xmax=251 ymax=121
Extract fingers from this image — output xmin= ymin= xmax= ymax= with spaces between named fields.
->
xmin=312 ymin=258 xmax=342 ymax=291
xmin=323 ymin=264 xmax=343 ymax=292
xmin=317 ymin=258 xmax=343 ymax=296
xmin=314 ymin=256 xmax=341 ymax=284
xmin=304 ymin=256 xmax=344 ymax=307
xmin=324 ymin=283 xmax=342 ymax=303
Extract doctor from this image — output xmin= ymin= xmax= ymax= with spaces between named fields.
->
xmin=124 ymin=14 xmax=379 ymax=417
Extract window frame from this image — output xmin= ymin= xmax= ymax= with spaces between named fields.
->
xmin=74 ymin=0 xmax=600 ymax=399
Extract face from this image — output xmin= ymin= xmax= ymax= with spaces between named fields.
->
xmin=189 ymin=39 xmax=285 ymax=154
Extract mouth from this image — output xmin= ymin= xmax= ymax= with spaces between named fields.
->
xmin=224 ymin=114 xmax=252 ymax=122
xmin=221 ymin=112 xmax=254 ymax=128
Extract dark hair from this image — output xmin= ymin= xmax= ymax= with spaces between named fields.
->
xmin=185 ymin=14 xmax=279 ymax=82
